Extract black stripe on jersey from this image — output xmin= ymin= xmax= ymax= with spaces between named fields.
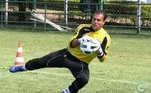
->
xmin=101 ymin=37 xmax=107 ymax=55
xmin=76 ymin=27 xmax=94 ymax=39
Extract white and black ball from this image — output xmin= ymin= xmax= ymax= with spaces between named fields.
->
xmin=80 ymin=40 xmax=100 ymax=55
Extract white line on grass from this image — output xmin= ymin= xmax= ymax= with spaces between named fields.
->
xmin=2 ymin=66 xmax=150 ymax=87
xmin=31 ymin=71 xmax=151 ymax=89
xmin=30 ymin=71 xmax=137 ymax=84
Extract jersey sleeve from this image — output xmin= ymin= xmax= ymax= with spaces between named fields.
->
xmin=68 ymin=24 xmax=83 ymax=48
xmin=68 ymin=24 xmax=91 ymax=48
xmin=97 ymin=34 xmax=111 ymax=62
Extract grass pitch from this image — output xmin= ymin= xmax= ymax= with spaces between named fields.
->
xmin=0 ymin=28 xmax=151 ymax=93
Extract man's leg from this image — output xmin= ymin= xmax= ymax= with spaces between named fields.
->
xmin=69 ymin=69 xmax=89 ymax=93
xmin=61 ymin=56 xmax=90 ymax=93
xmin=9 ymin=48 xmax=68 ymax=72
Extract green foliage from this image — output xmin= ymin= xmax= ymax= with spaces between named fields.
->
xmin=36 ymin=0 xmax=79 ymax=2
xmin=104 ymin=4 xmax=137 ymax=15
xmin=104 ymin=1 xmax=151 ymax=27
xmin=142 ymin=5 xmax=151 ymax=16
xmin=104 ymin=2 xmax=151 ymax=16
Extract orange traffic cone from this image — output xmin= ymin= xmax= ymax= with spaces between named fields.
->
xmin=15 ymin=42 xmax=24 ymax=65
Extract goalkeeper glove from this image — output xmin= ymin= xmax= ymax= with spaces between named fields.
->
xmin=97 ymin=47 xmax=104 ymax=57
xmin=90 ymin=39 xmax=101 ymax=52
xmin=78 ymin=35 xmax=92 ymax=44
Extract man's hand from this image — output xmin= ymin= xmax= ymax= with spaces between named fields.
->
xmin=97 ymin=47 xmax=104 ymax=57
xmin=90 ymin=39 xmax=100 ymax=52
xmin=78 ymin=35 xmax=104 ymax=56
xmin=78 ymin=35 xmax=92 ymax=44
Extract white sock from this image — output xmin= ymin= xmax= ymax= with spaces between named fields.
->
xmin=62 ymin=87 xmax=70 ymax=93
xmin=22 ymin=65 xmax=27 ymax=70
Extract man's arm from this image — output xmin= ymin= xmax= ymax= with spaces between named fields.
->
xmin=97 ymin=36 xmax=111 ymax=62
xmin=70 ymin=35 xmax=94 ymax=48
xmin=70 ymin=39 xmax=80 ymax=48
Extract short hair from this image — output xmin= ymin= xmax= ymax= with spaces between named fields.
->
xmin=93 ymin=10 xmax=107 ymax=21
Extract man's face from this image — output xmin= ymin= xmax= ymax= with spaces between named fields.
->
xmin=91 ymin=13 xmax=105 ymax=31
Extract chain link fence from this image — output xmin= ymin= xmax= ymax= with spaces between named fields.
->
xmin=0 ymin=0 xmax=151 ymax=33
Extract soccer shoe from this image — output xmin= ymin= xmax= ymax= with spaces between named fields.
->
xmin=60 ymin=87 xmax=71 ymax=93
xmin=9 ymin=65 xmax=26 ymax=73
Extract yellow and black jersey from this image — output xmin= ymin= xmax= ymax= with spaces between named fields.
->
xmin=68 ymin=24 xmax=111 ymax=64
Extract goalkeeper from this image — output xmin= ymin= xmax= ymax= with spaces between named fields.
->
xmin=9 ymin=10 xmax=111 ymax=93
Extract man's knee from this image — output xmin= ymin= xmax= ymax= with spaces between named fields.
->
xmin=69 ymin=72 xmax=89 ymax=92
xmin=78 ymin=73 xmax=89 ymax=86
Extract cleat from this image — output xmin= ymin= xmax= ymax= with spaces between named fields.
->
xmin=9 ymin=65 xmax=26 ymax=73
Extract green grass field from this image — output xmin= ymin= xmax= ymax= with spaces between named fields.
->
xmin=0 ymin=28 xmax=151 ymax=93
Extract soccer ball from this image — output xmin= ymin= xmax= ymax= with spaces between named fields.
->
xmin=80 ymin=40 xmax=100 ymax=55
